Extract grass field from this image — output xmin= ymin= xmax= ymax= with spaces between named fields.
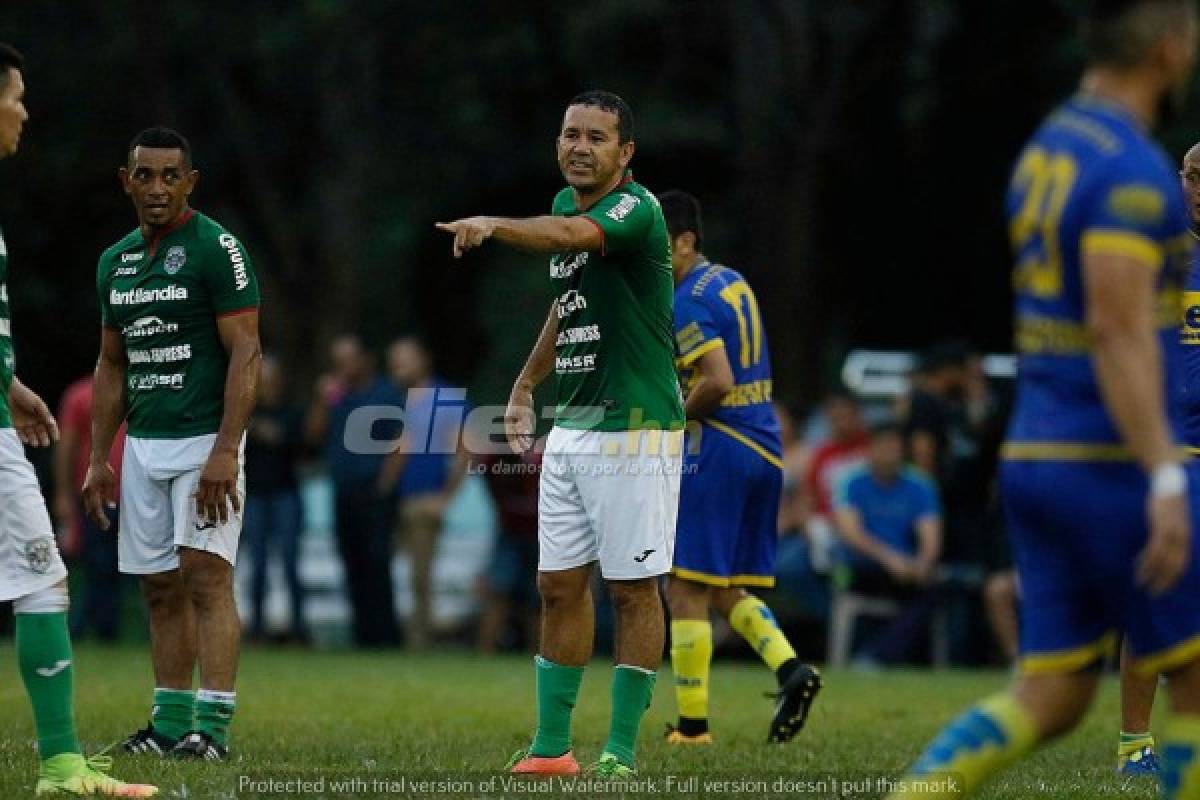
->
xmin=0 ymin=644 xmax=1162 ymax=799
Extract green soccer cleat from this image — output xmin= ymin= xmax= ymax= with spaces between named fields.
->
xmin=35 ymin=752 xmax=158 ymax=797
xmin=586 ymin=752 xmax=636 ymax=779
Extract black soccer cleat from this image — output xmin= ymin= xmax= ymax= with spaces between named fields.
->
xmin=170 ymin=730 xmax=228 ymax=761
xmin=766 ymin=664 xmax=822 ymax=743
xmin=122 ymin=723 xmax=178 ymax=756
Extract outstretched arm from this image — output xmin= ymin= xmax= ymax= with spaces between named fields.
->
xmin=436 ymin=216 xmax=602 ymax=258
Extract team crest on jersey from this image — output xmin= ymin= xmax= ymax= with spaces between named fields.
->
xmin=26 ymin=538 xmax=53 ymax=574
xmin=163 ymin=246 xmax=187 ymax=275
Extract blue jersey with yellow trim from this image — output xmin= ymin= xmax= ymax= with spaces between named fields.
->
xmin=674 ymin=263 xmax=781 ymax=458
xmin=1179 ymin=246 xmax=1200 ymax=446
xmin=1005 ymin=95 xmax=1192 ymax=454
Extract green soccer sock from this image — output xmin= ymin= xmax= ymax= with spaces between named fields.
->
xmin=604 ymin=664 xmax=657 ymax=769
xmin=195 ymin=689 xmax=236 ymax=747
xmin=152 ymin=687 xmax=195 ymax=741
xmin=529 ymin=655 xmax=585 ymax=757
xmin=16 ymin=612 xmax=81 ymax=760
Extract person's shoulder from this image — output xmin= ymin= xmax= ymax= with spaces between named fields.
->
xmin=99 ymin=228 xmax=142 ymax=263
xmin=187 ymin=211 xmax=243 ymax=246
xmin=839 ymin=462 xmax=870 ymax=489
xmin=551 ymin=187 xmax=575 ymax=215
xmin=901 ymin=466 xmax=938 ymax=493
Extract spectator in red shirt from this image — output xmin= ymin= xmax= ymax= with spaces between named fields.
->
xmin=803 ymin=390 xmax=869 ymax=569
xmin=53 ymin=374 xmax=127 ymax=641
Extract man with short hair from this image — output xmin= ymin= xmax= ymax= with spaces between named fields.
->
xmin=438 ymin=90 xmax=684 ymax=778
xmin=0 ymin=42 xmax=156 ymax=796
xmin=656 ymin=189 xmax=821 ymax=746
xmin=84 ymin=126 xmax=262 ymax=761
xmin=889 ymin=1 xmax=1200 ymax=796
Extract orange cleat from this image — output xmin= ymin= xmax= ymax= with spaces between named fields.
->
xmin=506 ymin=749 xmax=581 ymax=776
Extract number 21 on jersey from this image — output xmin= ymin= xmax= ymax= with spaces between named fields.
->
xmin=1010 ymin=147 xmax=1078 ymax=300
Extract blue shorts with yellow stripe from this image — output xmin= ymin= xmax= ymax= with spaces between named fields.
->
xmin=672 ymin=423 xmax=782 ymax=588
xmin=1002 ymin=457 xmax=1200 ymax=675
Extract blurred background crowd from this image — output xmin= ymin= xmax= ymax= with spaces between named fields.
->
xmin=31 ymin=334 xmax=1020 ymax=670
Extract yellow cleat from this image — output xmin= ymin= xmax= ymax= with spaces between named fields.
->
xmin=36 ymin=753 xmax=158 ymax=797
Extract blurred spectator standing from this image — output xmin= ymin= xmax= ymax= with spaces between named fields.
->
xmin=832 ymin=422 xmax=944 ymax=665
xmin=474 ymin=441 xmax=542 ymax=654
xmin=53 ymin=374 xmax=126 ymax=641
xmin=377 ymin=336 xmax=468 ymax=649
xmin=803 ymin=390 xmax=869 ymax=571
xmin=306 ymin=334 xmax=403 ymax=648
xmin=242 ymin=355 xmax=308 ymax=644
xmin=771 ymin=402 xmax=829 ymax=624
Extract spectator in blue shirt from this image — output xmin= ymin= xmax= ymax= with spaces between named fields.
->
xmin=377 ymin=336 xmax=468 ymax=649
xmin=306 ymin=334 xmax=403 ymax=648
xmin=833 ymin=421 xmax=943 ymax=664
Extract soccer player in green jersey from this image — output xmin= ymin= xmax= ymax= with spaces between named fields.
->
xmin=0 ymin=42 xmax=157 ymax=797
xmin=438 ymin=90 xmax=684 ymax=777
xmin=83 ymin=127 xmax=262 ymax=761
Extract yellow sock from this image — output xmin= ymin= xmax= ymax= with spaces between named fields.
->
xmin=1162 ymin=713 xmax=1200 ymax=799
xmin=729 ymin=596 xmax=796 ymax=672
xmin=669 ymin=619 xmax=712 ymax=721
xmin=887 ymin=693 xmax=1038 ymax=799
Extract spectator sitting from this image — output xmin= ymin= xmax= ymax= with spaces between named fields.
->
xmin=832 ymin=421 xmax=943 ymax=666
xmin=802 ymin=389 xmax=869 ymax=572
xmin=242 ymin=354 xmax=308 ymax=644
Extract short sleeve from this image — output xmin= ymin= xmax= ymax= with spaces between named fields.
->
xmin=913 ymin=475 xmax=941 ymax=520
xmin=832 ymin=471 xmax=860 ymax=511
xmin=674 ymin=291 xmax=724 ymax=367
xmin=202 ymin=231 xmax=260 ymax=315
xmin=1081 ymin=160 xmax=1171 ymax=271
xmin=582 ymin=190 xmax=654 ymax=255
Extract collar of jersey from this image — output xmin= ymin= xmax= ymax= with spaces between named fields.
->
xmin=141 ymin=208 xmax=196 ymax=257
xmin=1070 ymin=92 xmax=1145 ymax=133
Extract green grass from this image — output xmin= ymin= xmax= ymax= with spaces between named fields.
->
xmin=0 ymin=644 xmax=1163 ymax=798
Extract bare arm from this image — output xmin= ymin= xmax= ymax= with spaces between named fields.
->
xmin=682 ymin=344 xmax=734 ymax=420
xmin=913 ymin=514 xmax=942 ymax=580
xmin=506 ymin=301 xmax=559 ymax=452
xmin=82 ymin=329 xmax=127 ymax=529
xmin=436 ymin=216 xmax=602 ymax=258
xmin=194 ymin=311 xmax=261 ymax=524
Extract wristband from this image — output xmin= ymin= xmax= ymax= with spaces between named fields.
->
xmin=1151 ymin=462 xmax=1187 ymax=497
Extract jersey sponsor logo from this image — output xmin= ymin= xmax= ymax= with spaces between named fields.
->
xmin=605 ymin=192 xmax=640 ymax=222
xmin=130 ymin=372 xmax=185 ymax=391
xmin=109 ymin=285 xmax=189 ymax=305
xmin=115 ymin=266 xmax=141 ymax=277
xmin=127 ymin=344 xmax=193 ymax=365
xmin=556 ymin=324 xmax=601 ymax=346
xmin=123 ymin=315 xmax=180 ymax=339
xmin=0 ymin=319 xmax=9 ymax=337
xmin=120 ymin=251 xmax=145 ymax=263
xmin=720 ymin=379 xmax=773 ymax=408
xmin=676 ymin=321 xmax=706 ymax=354
xmin=550 ymin=251 xmax=588 ymax=279
xmin=1106 ymin=184 xmax=1166 ymax=227
xmin=163 ymin=245 xmax=187 ymax=275
xmin=556 ymin=353 xmax=597 ymax=373
xmin=218 ymin=233 xmax=250 ymax=291
xmin=1183 ymin=291 xmax=1200 ymax=345
xmin=556 ymin=289 xmax=587 ymax=319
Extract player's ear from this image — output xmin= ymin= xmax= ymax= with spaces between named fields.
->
xmin=117 ymin=166 xmax=131 ymax=195
xmin=619 ymin=139 xmax=635 ymax=169
xmin=184 ymin=169 xmax=199 ymax=195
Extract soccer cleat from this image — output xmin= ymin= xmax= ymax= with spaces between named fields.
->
xmin=36 ymin=752 xmax=158 ymax=797
xmin=1118 ymin=745 xmax=1160 ymax=776
xmin=664 ymin=723 xmax=713 ymax=745
xmin=506 ymin=748 xmax=580 ymax=776
xmin=767 ymin=663 xmax=822 ymax=743
xmin=169 ymin=731 xmax=227 ymax=761
xmin=121 ymin=724 xmax=177 ymax=757
xmin=586 ymin=752 xmax=636 ymax=778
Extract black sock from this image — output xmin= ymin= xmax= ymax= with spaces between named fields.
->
xmin=775 ymin=658 xmax=799 ymax=686
xmin=678 ymin=716 xmax=709 ymax=736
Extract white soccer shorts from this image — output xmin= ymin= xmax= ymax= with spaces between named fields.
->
xmin=538 ymin=426 xmax=683 ymax=580
xmin=119 ymin=433 xmax=245 ymax=574
xmin=0 ymin=428 xmax=67 ymax=601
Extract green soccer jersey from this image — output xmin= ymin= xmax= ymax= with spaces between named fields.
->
xmin=549 ymin=172 xmax=684 ymax=431
xmin=0 ymin=227 xmax=12 ymax=428
xmin=97 ymin=210 xmax=260 ymax=438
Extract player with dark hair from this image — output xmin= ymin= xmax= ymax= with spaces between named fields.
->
xmin=888 ymin=1 xmax=1200 ymax=796
xmin=656 ymin=189 xmax=821 ymax=745
xmin=83 ymin=126 xmax=262 ymax=761
xmin=438 ymin=90 xmax=684 ymax=778
xmin=0 ymin=42 xmax=157 ymax=797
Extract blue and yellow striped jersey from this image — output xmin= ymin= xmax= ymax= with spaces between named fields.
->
xmin=1004 ymin=95 xmax=1192 ymax=459
xmin=674 ymin=262 xmax=781 ymax=462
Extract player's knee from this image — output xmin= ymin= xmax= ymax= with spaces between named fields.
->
xmin=984 ymin=572 xmax=1016 ymax=608
xmin=1014 ymin=673 xmax=1097 ymax=740
xmin=1166 ymin=658 xmax=1200 ymax=714
xmin=13 ymin=580 xmax=69 ymax=614
xmin=141 ymin=570 xmax=185 ymax=612
xmin=608 ymin=578 xmax=658 ymax=615
xmin=665 ymin=576 xmax=710 ymax=617
xmin=180 ymin=554 xmax=233 ymax=611
xmin=536 ymin=571 xmax=586 ymax=609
